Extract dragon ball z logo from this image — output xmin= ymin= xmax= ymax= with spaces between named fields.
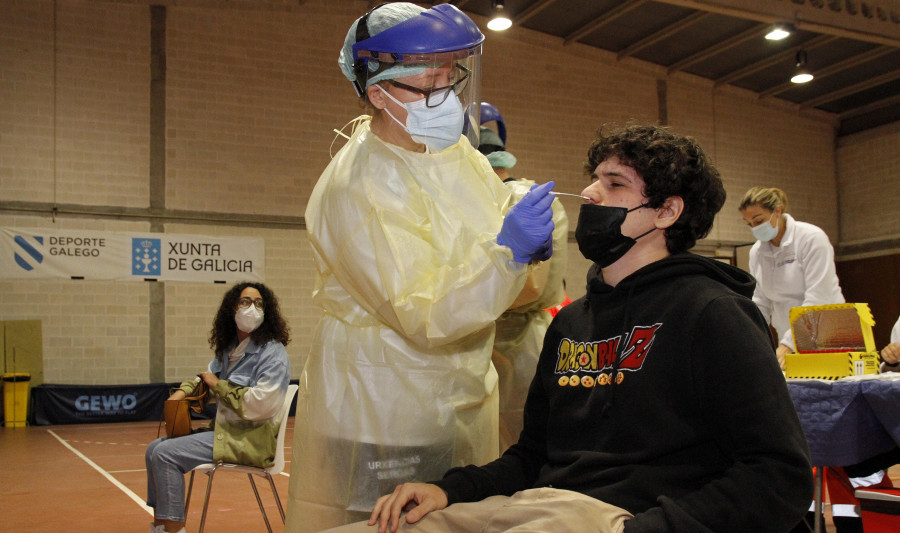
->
xmin=555 ymin=324 xmax=661 ymax=387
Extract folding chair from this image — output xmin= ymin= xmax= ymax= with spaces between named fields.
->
xmin=184 ymin=384 xmax=298 ymax=533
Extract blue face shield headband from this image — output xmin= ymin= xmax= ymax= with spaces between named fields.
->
xmin=351 ymin=3 xmax=484 ymax=96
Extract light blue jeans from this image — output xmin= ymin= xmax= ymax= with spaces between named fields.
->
xmin=146 ymin=431 xmax=215 ymax=521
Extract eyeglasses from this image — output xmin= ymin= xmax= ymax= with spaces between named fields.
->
xmin=386 ymin=64 xmax=471 ymax=108
xmin=237 ymin=297 xmax=264 ymax=310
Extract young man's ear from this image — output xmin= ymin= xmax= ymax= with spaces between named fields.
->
xmin=655 ymin=196 xmax=684 ymax=229
xmin=366 ymin=84 xmax=386 ymax=110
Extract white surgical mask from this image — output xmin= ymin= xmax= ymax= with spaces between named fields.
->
xmin=235 ymin=306 xmax=264 ymax=334
xmin=378 ymin=86 xmax=464 ymax=152
xmin=751 ymin=212 xmax=779 ymax=242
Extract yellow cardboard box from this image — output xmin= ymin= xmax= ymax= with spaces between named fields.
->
xmin=784 ymin=303 xmax=880 ymax=380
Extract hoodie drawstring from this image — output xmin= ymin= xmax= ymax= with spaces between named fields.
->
xmin=598 ymin=281 xmax=636 ymax=419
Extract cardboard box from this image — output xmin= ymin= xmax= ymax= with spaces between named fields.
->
xmin=784 ymin=303 xmax=880 ymax=380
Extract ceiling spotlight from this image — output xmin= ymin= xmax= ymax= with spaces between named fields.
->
xmin=487 ymin=0 xmax=512 ymax=31
xmin=765 ymin=23 xmax=793 ymax=41
xmin=791 ymin=50 xmax=814 ymax=84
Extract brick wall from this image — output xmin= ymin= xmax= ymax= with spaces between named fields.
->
xmin=837 ymin=122 xmax=900 ymax=246
xmin=2 ymin=0 xmax=150 ymax=208
xmin=1 ymin=0 xmax=897 ymax=384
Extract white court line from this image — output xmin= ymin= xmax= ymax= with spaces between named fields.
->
xmin=47 ymin=429 xmax=153 ymax=515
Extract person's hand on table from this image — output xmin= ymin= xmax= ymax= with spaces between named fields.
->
xmin=881 ymin=342 xmax=900 ymax=371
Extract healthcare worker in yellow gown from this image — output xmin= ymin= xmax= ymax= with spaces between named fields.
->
xmin=284 ymin=4 xmax=556 ymax=532
xmin=478 ymin=105 xmax=569 ymax=452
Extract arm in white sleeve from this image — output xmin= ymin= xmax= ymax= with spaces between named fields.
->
xmin=780 ymin=229 xmax=845 ymax=349
xmin=796 ymin=230 xmax=844 ymax=307
xmin=748 ymin=249 xmax=775 ymax=338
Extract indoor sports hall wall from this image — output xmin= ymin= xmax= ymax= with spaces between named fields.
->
xmin=2 ymin=0 xmax=897 ymax=385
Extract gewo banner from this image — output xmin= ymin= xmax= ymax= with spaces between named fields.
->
xmin=1 ymin=227 xmax=264 ymax=283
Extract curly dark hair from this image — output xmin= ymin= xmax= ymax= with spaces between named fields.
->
xmin=208 ymin=282 xmax=291 ymax=358
xmin=583 ymin=124 xmax=725 ymax=254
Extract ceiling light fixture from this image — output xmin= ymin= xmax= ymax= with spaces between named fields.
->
xmin=487 ymin=0 xmax=512 ymax=31
xmin=765 ymin=23 xmax=793 ymax=41
xmin=791 ymin=50 xmax=814 ymax=84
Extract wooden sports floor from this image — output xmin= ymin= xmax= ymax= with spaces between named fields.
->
xmin=0 ymin=419 xmax=293 ymax=532
xmin=3 ymin=418 xmax=899 ymax=532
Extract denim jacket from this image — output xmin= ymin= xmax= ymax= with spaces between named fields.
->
xmin=179 ymin=338 xmax=290 ymax=468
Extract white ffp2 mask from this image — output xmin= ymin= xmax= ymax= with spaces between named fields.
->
xmin=235 ymin=306 xmax=264 ymax=334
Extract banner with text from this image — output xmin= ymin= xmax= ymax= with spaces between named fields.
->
xmin=0 ymin=227 xmax=264 ymax=283
xmin=31 ymin=383 xmax=177 ymax=425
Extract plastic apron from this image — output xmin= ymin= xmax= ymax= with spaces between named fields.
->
xmin=285 ymin=117 xmax=529 ymax=533
xmin=492 ymin=179 xmax=569 ymax=452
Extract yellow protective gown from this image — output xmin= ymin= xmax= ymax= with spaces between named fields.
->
xmin=285 ymin=117 xmax=530 ymax=533
xmin=492 ymin=179 xmax=569 ymax=452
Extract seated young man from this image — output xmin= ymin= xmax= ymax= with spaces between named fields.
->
xmin=325 ymin=125 xmax=814 ymax=533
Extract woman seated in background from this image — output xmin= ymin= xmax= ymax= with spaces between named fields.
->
xmin=145 ymin=281 xmax=291 ymax=533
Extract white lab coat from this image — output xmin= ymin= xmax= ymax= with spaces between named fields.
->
xmin=892 ymin=316 xmax=900 ymax=344
xmin=285 ymin=117 xmax=529 ymax=533
xmin=748 ymin=214 xmax=845 ymax=350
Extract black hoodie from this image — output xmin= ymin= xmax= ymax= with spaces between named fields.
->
xmin=436 ymin=253 xmax=813 ymax=532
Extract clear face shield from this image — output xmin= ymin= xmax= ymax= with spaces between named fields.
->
xmin=358 ymin=45 xmax=483 ymax=148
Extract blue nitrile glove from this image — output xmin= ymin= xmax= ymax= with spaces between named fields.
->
xmin=533 ymin=233 xmax=553 ymax=262
xmin=498 ymin=181 xmax=556 ymax=263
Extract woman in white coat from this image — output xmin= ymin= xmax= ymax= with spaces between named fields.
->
xmin=738 ymin=186 xmax=845 ymax=370
xmin=739 ymin=186 xmax=882 ymax=533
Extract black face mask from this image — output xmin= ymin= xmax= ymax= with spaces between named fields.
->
xmin=575 ymin=203 xmax=655 ymax=268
